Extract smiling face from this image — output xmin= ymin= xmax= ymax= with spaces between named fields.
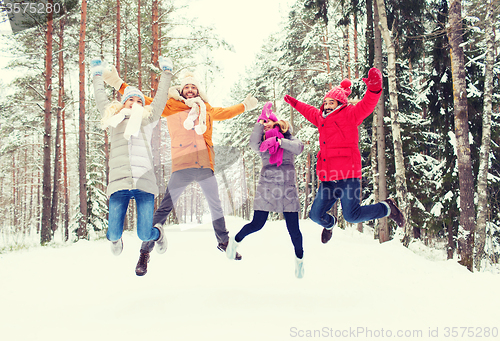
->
xmin=181 ymin=84 xmax=199 ymax=99
xmin=123 ymin=96 xmax=143 ymax=109
xmin=262 ymin=120 xmax=277 ymax=132
xmin=323 ymin=97 xmax=339 ymax=114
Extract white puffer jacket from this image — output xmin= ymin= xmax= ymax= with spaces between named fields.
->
xmin=93 ymin=71 xmax=172 ymax=197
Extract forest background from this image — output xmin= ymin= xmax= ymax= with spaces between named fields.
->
xmin=0 ymin=0 xmax=499 ymax=273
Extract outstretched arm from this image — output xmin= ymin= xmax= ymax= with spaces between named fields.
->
xmin=210 ymin=93 xmax=258 ymax=121
xmin=284 ymin=95 xmax=321 ymax=127
xmin=144 ymin=57 xmax=174 ymax=124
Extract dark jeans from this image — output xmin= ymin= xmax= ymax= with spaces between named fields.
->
xmin=309 ymin=178 xmax=388 ymax=228
xmin=235 ymin=210 xmax=303 ymax=259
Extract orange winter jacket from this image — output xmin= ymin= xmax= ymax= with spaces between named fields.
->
xmin=119 ymin=83 xmax=245 ymax=172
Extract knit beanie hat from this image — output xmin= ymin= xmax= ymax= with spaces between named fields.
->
xmin=180 ymin=71 xmax=203 ymax=93
xmin=259 ymin=101 xmax=279 ymax=122
xmin=121 ymin=86 xmax=145 ymax=106
xmin=324 ymin=79 xmax=352 ymax=104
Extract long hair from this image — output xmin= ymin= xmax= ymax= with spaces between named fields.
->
xmin=272 ymin=120 xmax=291 ymax=134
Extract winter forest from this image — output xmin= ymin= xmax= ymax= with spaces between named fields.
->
xmin=0 ymin=0 xmax=499 ymax=275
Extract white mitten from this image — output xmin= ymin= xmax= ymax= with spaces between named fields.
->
xmin=103 ymin=64 xmax=124 ymax=91
xmin=242 ymin=94 xmax=258 ymax=111
xmin=159 ymin=56 xmax=173 ymax=73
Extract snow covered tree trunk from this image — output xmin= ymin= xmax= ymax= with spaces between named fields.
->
xmin=115 ymin=0 xmax=121 ymax=98
xmin=474 ymin=0 xmax=495 ymax=271
xmin=375 ymin=0 xmax=411 ymax=246
xmin=78 ymin=0 xmax=88 ymax=240
xmin=447 ymin=0 xmax=475 ymax=272
xmin=137 ymin=0 xmax=142 ymax=90
xmin=41 ymin=1 xmax=53 ymax=245
xmin=373 ymin=1 xmax=387 ymax=242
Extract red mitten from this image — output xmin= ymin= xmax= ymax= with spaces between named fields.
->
xmin=362 ymin=67 xmax=382 ymax=92
xmin=284 ymin=95 xmax=298 ymax=107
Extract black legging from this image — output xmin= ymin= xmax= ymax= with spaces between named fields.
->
xmin=235 ymin=210 xmax=303 ymax=259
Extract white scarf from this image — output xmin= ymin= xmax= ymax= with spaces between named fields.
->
xmin=183 ymin=97 xmax=207 ymax=135
xmin=103 ymin=103 xmax=144 ymax=140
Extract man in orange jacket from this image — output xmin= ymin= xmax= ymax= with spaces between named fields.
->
xmin=103 ymin=66 xmax=258 ymax=276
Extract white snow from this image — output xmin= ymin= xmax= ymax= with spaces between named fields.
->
xmin=1 ymin=216 xmax=499 ymax=341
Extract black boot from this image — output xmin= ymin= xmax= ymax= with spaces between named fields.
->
xmin=135 ymin=251 xmax=150 ymax=276
xmin=321 ymin=228 xmax=333 ymax=244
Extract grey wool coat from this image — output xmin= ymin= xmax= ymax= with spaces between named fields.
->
xmin=93 ymin=71 xmax=172 ymax=197
xmin=250 ymin=122 xmax=304 ymax=213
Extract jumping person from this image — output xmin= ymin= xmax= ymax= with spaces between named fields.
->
xmin=284 ymin=68 xmax=405 ymax=244
xmin=226 ymin=102 xmax=305 ymax=278
xmin=91 ymin=56 xmax=173 ymax=256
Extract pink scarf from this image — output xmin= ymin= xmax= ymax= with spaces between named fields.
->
xmin=260 ymin=126 xmax=284 ymax=167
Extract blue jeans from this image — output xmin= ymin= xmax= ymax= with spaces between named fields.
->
xmin=107 ymin=189 xmax=159 ymax=242
xmin=235 ymin=210 xmax=303 ymax=259
xmin=309 ymin=178 xmax=388 ymax=228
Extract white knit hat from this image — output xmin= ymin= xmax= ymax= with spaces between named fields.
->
xmin=179 ymin=71 xmax=209 ymax=102
xmin=121 ymin=86 xmax=145 ymax=106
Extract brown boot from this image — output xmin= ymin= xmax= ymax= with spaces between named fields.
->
xmin=135 ymin=251 xmax=150 ymax=276
xmin=321 ymin=228 xmax=333 ymax=244
xmin=383 ymin=198 xmax=406 ymax=227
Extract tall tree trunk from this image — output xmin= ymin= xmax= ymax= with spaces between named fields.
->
xmin=373 ymin=1 xmax=387 ymax=242
xmin=151 ymin=0 xmax=162 ymax=209
xmin=137 ymin=0 xmax=142 ymax=90
xmin=375 ymin=0 xmax=411 ymax=246
xmin=474 ymin=0 xmax=495 ymax=271
xmin=41 ymin=0 xmax=54 ymax=245
xmin=353 ymin=11 xmax=359 ymax=79
xmin=448 ymin=0 xmax=475 ymax=272
xmin=78 ymin=0 xmax=88 ymax=239
xmin=116 ymin=0 xmax=121 ymax=76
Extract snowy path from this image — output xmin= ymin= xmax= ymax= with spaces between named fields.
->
xmin=1 ymin=217 xmax=499 ymax=341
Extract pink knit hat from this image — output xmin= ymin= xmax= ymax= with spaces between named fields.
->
xmin=258 ymin=101 xmax=279 ymax=122
xmin=324 ymin=79 xmax=352 ymax=104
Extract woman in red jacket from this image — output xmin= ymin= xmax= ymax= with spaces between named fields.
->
xmin=284 ymin=68 xmax=405 ymax=243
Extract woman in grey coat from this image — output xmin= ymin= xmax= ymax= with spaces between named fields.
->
xmin=226 ymin=102 xmax=305 ymax=278
xmin=91 ymin=56 xmax=172 ymax=256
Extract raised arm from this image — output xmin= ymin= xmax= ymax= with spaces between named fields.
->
xmin=91 ymin=59 xmax=110 ymax=116
xmin=142 ymin=56 xmax=173 ymax=125
xmin=284 ymin=95 xmax=321 ymax=127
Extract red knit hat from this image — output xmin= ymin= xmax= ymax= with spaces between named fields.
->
xmin=324 ymin=79 xmax=352 ymax=104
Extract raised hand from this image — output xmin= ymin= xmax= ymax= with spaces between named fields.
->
xmin=159 ymin=56 xmax=173 ymax=73
xmin=284 ymin=95 xmax=298 ymax=107
xmin=90 ymin=58 xmax=103 ymax=77
xmin=362 ymin=67 xmax=382 ymax=92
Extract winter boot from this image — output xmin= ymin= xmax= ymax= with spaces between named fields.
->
xmin=295 ymin=256 xmax=304 ymax=279
xmin=218 ymin=240 xmax=242 ymax=260
xmin=383 ymin=198 xmax=405 ymax=227
xmin=321 ymin=215 xmax=337 ymax=244
xmin=135 ymin=250 xmax=150 ymax=276
xmin=225 ymin=237 xmax=240 ymax=260
xmin=154 ymin=224 xmax=167 ymax=254
xmin=110 ymin=238 xmax=123 ymax=256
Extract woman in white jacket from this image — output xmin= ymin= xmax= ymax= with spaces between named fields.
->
xmin=91 ymin=56 xmax=172 ymax=256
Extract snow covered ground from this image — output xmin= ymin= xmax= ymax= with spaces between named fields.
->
xmin=1 ymin=216 xmax=499 ymax=341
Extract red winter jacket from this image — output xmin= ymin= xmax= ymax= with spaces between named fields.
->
xmin=291 ymin=90 xmax=381 ymax=182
